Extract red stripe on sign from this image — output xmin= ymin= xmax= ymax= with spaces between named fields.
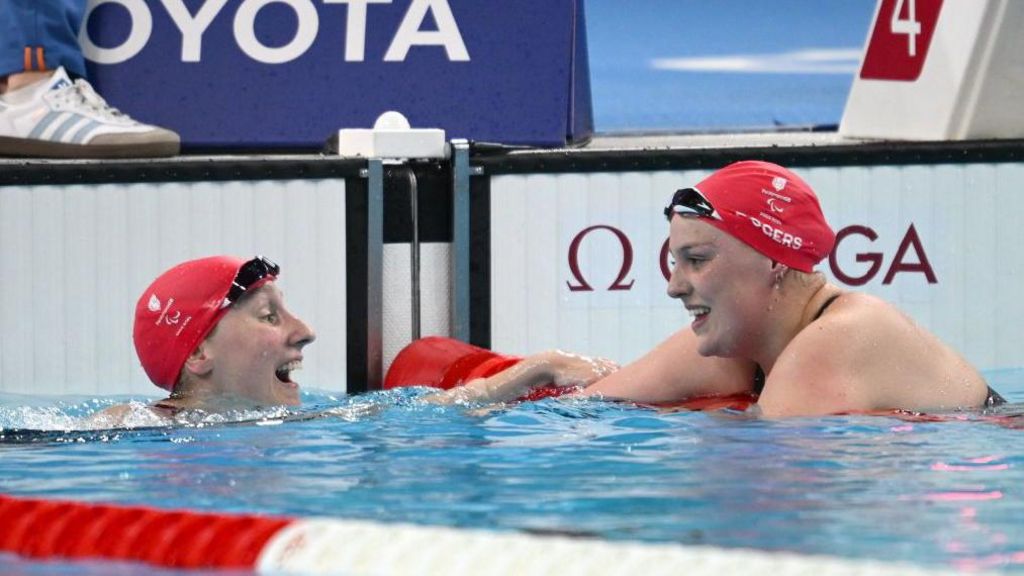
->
xmin=0 ymin=493 xmax=293 ymax=570
xmin=860 ymin=0 xmax=944 ymax=81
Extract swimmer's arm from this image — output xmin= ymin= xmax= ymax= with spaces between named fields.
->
xmin=424 ymin=329 xmax=755 ymax=406
xmin=422 ymin=350 xmax=618 ymax=405
xmin=580 ymin=328 xmax=756 ymax=403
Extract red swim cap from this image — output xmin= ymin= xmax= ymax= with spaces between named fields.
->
xmin=666 ymin=161 xmax=835 ymax=273
xmin=133 ymin=256 xmax=277 ymax=391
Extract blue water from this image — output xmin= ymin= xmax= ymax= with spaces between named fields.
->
xmin=3 ymin=369 xmax=1024 ymax=574
xmin=586 ymin=0 xmax=878 ymax=131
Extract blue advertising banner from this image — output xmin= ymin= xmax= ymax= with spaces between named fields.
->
xmin=82 ymin=0 xmax=593 ymax=149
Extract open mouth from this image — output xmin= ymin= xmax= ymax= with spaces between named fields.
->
xmin=275 ymin=360 xmax=302 ymax=385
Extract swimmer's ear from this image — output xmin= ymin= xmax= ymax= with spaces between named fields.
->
xmin=182 ymin=342 xmax=214 ymax=377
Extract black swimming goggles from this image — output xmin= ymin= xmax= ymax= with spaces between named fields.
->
xmin=663 ymin=187 xmax=723 ymax=222
xmin=223 ymin=256 xmax=279 ymax=308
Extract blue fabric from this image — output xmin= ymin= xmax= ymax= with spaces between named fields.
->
xmin=0 ymin=0 xmax=86 ymax=78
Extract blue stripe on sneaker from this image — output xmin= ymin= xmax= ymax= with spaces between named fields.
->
xmin=69 ymin=120 xmax=101 ymax=144
xmin=51 ymin=114 xmax=88 ymax=143
xmin=27 ymin=111 xmax=64 ymax=140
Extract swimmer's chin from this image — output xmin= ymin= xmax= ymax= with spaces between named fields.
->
xmin=274 ymin=380 xmax=302 ymax=406
xmin=279 ymin=391 xmax=302 ymax=407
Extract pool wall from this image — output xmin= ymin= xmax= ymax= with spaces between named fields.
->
xmin=0 ymin=160 xmax=365 ymax=396
xmin=1 ymin=138 xmax=1023 ymax=396
xmin=481 ymin=149 xmax=1024 ymax=374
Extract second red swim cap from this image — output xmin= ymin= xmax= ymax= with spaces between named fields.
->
xmin=670 ymin=161 xmax=835 ymax=273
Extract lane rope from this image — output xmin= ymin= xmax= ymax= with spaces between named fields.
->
xmin=0 ymin=493 xmax=989 ymax=575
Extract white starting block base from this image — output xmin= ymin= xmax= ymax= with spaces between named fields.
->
xmin=841 ymin=0 xmax=1024 ymax=140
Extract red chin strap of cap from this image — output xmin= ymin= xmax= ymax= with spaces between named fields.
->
xmin=384 ymin=337 xmax=757 ymax=409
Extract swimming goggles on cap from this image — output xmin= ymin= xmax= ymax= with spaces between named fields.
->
xmin=664 ymin=187 xmax=723 ymax=221
xmin=224 ymin=255 xmax=280 ymax=307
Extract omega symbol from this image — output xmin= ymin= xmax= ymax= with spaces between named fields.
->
xmin=566 ymin=225 xmax=635 ymax=292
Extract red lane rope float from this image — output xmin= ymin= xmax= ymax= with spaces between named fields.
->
xmin=385 ymin=336 xmax=523 ymax=391
xmin=0 ymin=493 xmax=292 ymax=570
xmin=386 ymin=336 xmax=758 ymax=410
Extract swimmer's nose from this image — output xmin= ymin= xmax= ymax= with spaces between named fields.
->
xmin=289 ymin=315 xmax=316 ymax=348
xmin=666 ymin=266 xmax=690 ymax=299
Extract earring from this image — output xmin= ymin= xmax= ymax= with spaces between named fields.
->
xmin=772 ymin=264 xmax=788 ymax=289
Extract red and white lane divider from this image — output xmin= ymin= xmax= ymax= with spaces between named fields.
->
xmin=0 ymin=493 xmax=288 ymax=570
xmin=0 ymin=493 xmax=991 ymax=575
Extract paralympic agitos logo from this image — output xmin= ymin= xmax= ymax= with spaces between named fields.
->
xmin=566 ymin=223 xmax=937 ymax=291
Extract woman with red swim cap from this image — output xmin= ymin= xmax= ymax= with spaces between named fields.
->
xmin=90 ymin=255 xmax=318 ymax=426
xmin=445 ymin=161 xmax=999 ymax=416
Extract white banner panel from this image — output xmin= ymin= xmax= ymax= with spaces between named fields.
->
xmin=490 ymin=163 xmax=1024 ymax=372
xmin=0 ymin=179 xmax=347 ymax=397
xmin=383 ymin=243 xmax=452 ymax=371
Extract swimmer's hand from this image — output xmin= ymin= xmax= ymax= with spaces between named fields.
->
xmin=423 ymin=350 xmax=619 ymax=405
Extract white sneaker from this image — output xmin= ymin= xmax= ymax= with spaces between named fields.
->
xmin=0 ymin=67 xmax=179 ymax=158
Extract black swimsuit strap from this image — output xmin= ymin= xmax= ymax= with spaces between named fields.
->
xmin=814 ymin=293 xmax=843 ymax=321
xmin=986 ymin=386 xmax=1007 ymax=407
xmin=151 ymin=401 xmax=182 ymax=416
xmin=752 ymin=365 xmax=765 ymax=395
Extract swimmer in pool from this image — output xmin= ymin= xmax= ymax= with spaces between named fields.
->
xmin=90 ymin=255 xmax=316 ymax=425
xmin=451 ymin=161 xmax=1000 ymax=417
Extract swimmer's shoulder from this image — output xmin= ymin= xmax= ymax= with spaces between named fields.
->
xmin=811 ymin=291 xmax=967 ymax=362
xmin=791 ymin=291 xmax=967 ymax=376
xmin=812 ymin=291 xmax=888 ymax=323
xmin=84 ymin=401 xmax=174 ymax=429
xmin=781 ymin=290 xmax=988 ymax=411
xmin=763 ymin=293 xmax=919 ymax=414
xmin=85 ymin=404 xmax=132 ymax=427
xmin=804 ymin=291 xmax=921 ymax=346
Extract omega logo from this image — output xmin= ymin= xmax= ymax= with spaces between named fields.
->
xmin=566 ymin=225 xmax=635 ymax=292
xmin=828 ymin=223 xmax=937 ymax=286
xmin=567 ymin=223 xmax=938 ymax=291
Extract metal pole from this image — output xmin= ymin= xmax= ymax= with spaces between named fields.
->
xmin=450 ymin=139 xmax=471 ymax=342
xmin=365 ymin=158 xmax=384 ymax=390
xmin=406 ymin=165 xmax=421 ymax=340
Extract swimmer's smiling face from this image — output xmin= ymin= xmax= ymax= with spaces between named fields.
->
xmin=666 ymin=216 xmax=775 ymax=358
xmin=192 ymin=282 xmax=315 ymax=406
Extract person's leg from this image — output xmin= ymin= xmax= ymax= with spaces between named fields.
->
xmin=0 ymin=0 xmax=179 ymax=158
xmin=35 ymin=0 xmax=87 ymax=77
xmin=0 ymin=0 xmax=86 ymax=92
xmin=0 ymin=0 xmax=37 ymax=91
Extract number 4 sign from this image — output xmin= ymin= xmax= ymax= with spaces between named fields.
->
xmin=860 ymin=0 xmax=944 ymax=81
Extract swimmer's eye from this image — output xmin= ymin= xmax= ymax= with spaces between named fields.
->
xmin=684 ymin=255 xmax=707 ymax=268
xmin=262 ymin=311 xmax=280 ymax=324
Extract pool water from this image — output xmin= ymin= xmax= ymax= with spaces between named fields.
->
xmin=2 ymin=369 xmax=1024 ymax=574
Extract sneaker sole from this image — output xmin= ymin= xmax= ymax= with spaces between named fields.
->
xmin=0 ymin=136 xmax=180 ymax=159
